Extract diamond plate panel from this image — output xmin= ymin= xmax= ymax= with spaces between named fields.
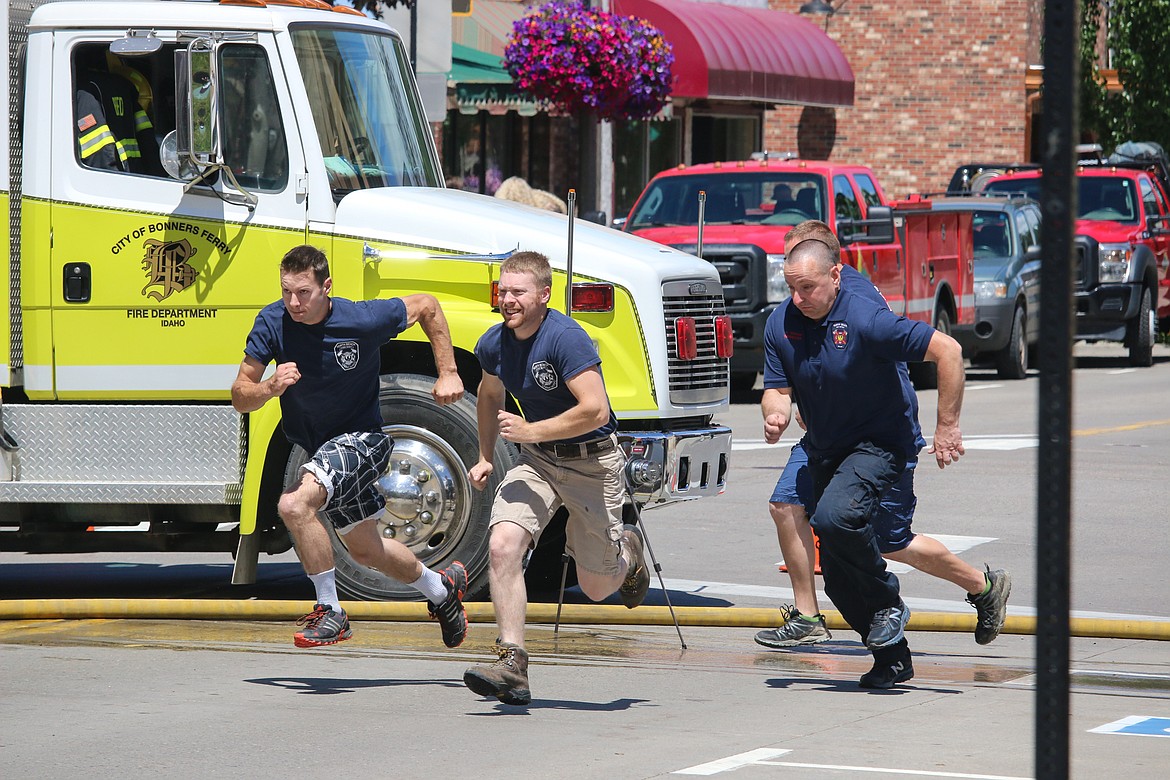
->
xmin=3 ymin=404 xmax=243 ymax=483
xmin=0 ymin=481 xmax=239 ymax=504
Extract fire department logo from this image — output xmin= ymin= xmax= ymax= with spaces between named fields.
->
xmin=531 ymin=360 xmax=559 ymax=391
xmin=831 ymin=322 xmax=849 ymax=349
xmin=334 ymin=341 xmax=360 ymax=371
xmin=141 ymin=239 xmax=199 ymax=301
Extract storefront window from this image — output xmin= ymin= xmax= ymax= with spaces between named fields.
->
xmin=613 ymin=118 xmax=681 ymax=219
xmin=691 ymin=114 xmax=759 ymax=164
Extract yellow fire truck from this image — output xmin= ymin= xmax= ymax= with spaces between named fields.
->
xmin=0 ymin=0 xmax=732 ymax=600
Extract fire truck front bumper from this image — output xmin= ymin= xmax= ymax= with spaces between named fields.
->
xmin=618 ymin=425 xmax=732 ymax=505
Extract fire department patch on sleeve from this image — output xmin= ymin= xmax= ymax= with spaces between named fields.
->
xmin=531 ymin=360 xmax=559 ymax=391
xmin=78 ymin=113 xmax=97 ymax=132
xmin=831 ymin=322 xmax=849 ymax=349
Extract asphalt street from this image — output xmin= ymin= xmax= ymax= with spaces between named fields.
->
xmin=2 ymin=342 xmax=1168 ymax=778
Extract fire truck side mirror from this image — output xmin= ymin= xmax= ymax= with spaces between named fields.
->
xmin=865 ymin=205 xmax=895 ymax=243
xmin=175 ymin=38 xmax=220 ymax=167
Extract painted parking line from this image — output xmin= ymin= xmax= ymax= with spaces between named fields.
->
xmin=659 ymin=577 xmax=1170 ymax=622
xmin=674 ymin=748 xmax=1032 ymax=778
xmin=732 ymin=436 xmax=1040 ymax=452
xmin=1089 ymin=715 xmax=1170 ymax=738
xmin=673 ymin=748 xmax=791 ymax=775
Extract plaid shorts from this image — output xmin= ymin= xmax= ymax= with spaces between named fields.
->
xmin=303 ymin=431 xmax=393 ymax=534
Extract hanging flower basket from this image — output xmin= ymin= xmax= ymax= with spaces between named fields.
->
xmin=504 ymin=1 xmax=674 ymax=121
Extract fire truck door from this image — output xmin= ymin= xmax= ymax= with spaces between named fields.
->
xmin=46 ymin=34 xmax=309 ymax=400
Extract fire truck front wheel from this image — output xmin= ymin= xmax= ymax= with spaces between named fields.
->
xmin=282 ymin=373 xmax=515 ymax=602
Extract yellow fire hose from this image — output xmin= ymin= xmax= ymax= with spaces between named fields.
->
xmin=1 ymin=599 xmax=1167 ymax=641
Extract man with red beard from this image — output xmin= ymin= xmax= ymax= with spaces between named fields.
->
xmin=462 ymin=251 xmax=649 ymax=706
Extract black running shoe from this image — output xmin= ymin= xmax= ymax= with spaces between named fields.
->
xmin=859 ymin=643 xmax=914 ymax=689
xmin=428 ymin=561 xmax=468 ymax=648
xmin=294 ymin=604 xmax=352 ymax=648
xmin=966 ymin=566 xmax=1011 ymax=645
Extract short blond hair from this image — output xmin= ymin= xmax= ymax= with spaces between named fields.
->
xmin=784 ymin=220 xmax=841 ymax=255
xmin=500 ymin=250 xmax=552 ymax=290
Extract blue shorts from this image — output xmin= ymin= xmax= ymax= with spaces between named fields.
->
xmin=770 ymin=441 xmax=917 ymax=553
xmin=303 ymin=431 xmax=393 ymax=534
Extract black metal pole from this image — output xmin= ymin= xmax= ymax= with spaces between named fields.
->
xmin=409 ymin=1 xmax=418 ymax=73
xmin=1036 ymin=1 xmax=1077 ymax=777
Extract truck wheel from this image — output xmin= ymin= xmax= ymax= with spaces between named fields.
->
xmin=1127 ymin=288 xmax=1155 ymax=368
xmin=910 ymin=309 xmax=952 ymax=390
xmin=283 ymin=373 xmax=515 ymax=602
xmin=995 ymin=305 xmax=1028 ymax=380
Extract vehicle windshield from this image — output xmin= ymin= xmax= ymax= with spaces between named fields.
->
xmin=292 ymin=26 xmax=441 ymax=197
xmin=984 ymin=176 xmax=1140 ymax=223
xmin=627 ymin=172 xmax=826 ymax=230
xmin=971 ymin=211 xmax=1012 ymax=258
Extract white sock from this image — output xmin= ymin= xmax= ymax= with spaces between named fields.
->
xmin=308 ymin=569 xmax=342 ymax=613
xmin=412 ymin=567 xmax=448 ymax=604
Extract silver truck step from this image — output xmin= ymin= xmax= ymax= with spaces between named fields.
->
xmin=0 ymin=404 xmax=244 ymax=504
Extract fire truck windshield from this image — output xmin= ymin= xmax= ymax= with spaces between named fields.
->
xmin=291 ymin=26 xmax=442 ymax=198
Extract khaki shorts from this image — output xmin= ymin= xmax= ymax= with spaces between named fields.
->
xmin=490 ymin=436 xmax=627 ymax=576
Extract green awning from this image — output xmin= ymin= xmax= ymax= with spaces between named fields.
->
xmin=449 ymin=43 xmax=513 ymax=85
xmin=449 ymin=42 xmax=537 ymax=115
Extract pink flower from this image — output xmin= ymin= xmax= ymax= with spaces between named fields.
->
xmin=503 ymin=1 xmax=674 ymax=121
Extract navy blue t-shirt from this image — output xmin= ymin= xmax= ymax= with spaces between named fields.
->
xmin=763 ymin=267 xmax=932 ymax=460
xmin=244 ymin=297 xmax=408 ymax=451
xmin=475 ymin=309 xmax=617 ymax=444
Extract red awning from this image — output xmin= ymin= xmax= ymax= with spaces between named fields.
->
xmin=613 ymin=0 xmax=854 ymax=107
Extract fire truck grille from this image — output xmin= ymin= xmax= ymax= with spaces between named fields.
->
xmin=1073 ymin=241 xmax=1087 ymax=288
xmin=662 ymin=283 xmax=729 ymax=405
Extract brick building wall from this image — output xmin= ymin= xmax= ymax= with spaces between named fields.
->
xmin=764 ymin=1 xmax=1034 ymax=199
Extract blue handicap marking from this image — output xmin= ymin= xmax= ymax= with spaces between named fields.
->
xmin=1090 ymin=716 xmax=1170 ymax=738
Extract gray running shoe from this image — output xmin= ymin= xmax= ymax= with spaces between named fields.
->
xmin=464 ymin=642 xmax=531 ymax=705
xmin=866 ymin=599 xmax=910 ymax=648
xmin=966 ymin=566 xmax=1011 ymax=645
xmin=294 ymin=604 xmax=352 ymax=648
xmin=754 ymin=605 xmax=832 ymax=648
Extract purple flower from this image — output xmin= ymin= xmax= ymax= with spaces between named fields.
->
xmin=503 ymin=0 xmax=674 ymax=121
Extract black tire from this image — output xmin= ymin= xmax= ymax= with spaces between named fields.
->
xmin=910 ymin=308 xmax=951 ymax=390
xmin=522 ymin=508 xmax=579 ymax=596
xmin=995 ymin=305 xmax=1028 ymax=380
xmin=283 ymin=373 xmax=515 ymax=601
xmin=1127 ymin=288 xmax=1155 ymax=367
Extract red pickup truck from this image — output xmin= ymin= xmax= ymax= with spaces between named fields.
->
xmin=621 ymin=159 xmax=975 ymax=389
xmin=984 ymin=164 xmax=1170 ymax=366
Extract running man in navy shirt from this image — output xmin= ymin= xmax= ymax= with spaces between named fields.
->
xmin=461 ymin=251 xmax=649 ymax=706
xmin=755 ymin=222 xmax=1011 ymax=654
xmin=231 ymin=244 xmax=470 ymax=650
xmin=761 ymin=235 xmax=1005 ymax=688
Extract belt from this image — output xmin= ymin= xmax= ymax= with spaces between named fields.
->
xmin=537 ymin=436 xmax=616 ymax=459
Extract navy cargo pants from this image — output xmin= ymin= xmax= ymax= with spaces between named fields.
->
xmin=807 ymin=441 xmax=905 ymax=641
